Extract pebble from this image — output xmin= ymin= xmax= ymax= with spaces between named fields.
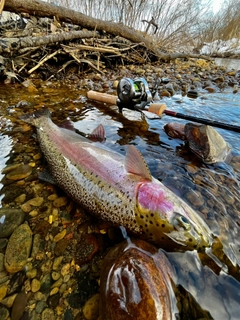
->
xmin=50 ymin=287 xmax=59 ymax=296
xmin=213 ymin=76 xmax=224 ymax=83
xmin=0 ymin=306 xmax=9 ymax=320
xmin=34 ymin=291 xmax=46 ymax=301
xmin=0 ymin=293 xmax=17 ymax=308
xmin=51 ymin=277 xmax=63 ymax=289
xmin=53 ymin=229 xmax=66 ymax=242
xmin=187 ymin=90 xmax=198 ymax=98
xmin=41 ymin=307 xmax=55 ymax=320
xmin=29 ymin=209 xmax=39 ymax=217
xmin=83 ymin=294 xmax=100 ymax=320
xmin=6 ymin=164 xmax=32 ymax=181
xmin=52 ymin=271 xmax=61 ymax=281
xmin=47 ymin=293 xmax=60 ymax=309
xmin=33 ymin=153 xmax=42 ymax=160
xmin=53 ymin=197 xmax=68 ymax=208
xmin=0 ymin=253 xmax=4 ymax=272
xmin=4 ymin=223 xmax=32 ymax=273
xmin=14 ymin=194 xmax=27 ymax=204
xmin=11 ymin=291 xmax=28 ymax=320
xmin=75 ymin=234 xmax=99 ymax=266
xmin=26 ymin=197 xmax=44 ymax=207
xmin=0 ymin=239 xmax=8 ymax=250
xmin=64 ymin=308 xmax=74 ymax=320
xmin=0 ymin=208 xmax=25 ymax=238
xmin=0 ymin=283 xmax=8 ymax=301
xmin=48 ymin=194 xmax=58 ymax=201
xmin=20 ymin=203 xmax=32 ymax=213
xmin=0 ymin=273 xmax=8 ymax=285
xmin=63 ymin=274 xmax=70 ymax=283
xmin=31 ymin=279 xmax=41 ymax=293
xmin=54 ymin=238 xmax=69 ymax=256
xmin=36 ymin=300 xmax=48 ymax=314
xmin=204 ymin=86 xmax=216 ymax=93
xmin=59 ymin=283 xmax=67 ymax=295
xmin=40 ymin=274 xmax=52 ymax=293
xmin=53 ymin=256 xmax=63 ymax=271
xmin=61 ymin=263 xmax=71 ymax=277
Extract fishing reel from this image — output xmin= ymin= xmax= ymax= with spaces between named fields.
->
xmin=116 ymin=77 xmax=169 ymax=112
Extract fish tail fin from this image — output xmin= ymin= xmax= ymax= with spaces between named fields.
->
xmin=21 ymin=108 xmax=51 ymax=126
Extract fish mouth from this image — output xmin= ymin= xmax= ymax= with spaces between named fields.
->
xmin=165 ymin=229 xmax=211 ymax=250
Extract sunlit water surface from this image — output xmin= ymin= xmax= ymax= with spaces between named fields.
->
xmin=0 ymin=82 xmax=240 ymax=319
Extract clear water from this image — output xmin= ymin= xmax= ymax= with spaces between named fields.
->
xmin=0 ymin=81 xmax=240 ymax=319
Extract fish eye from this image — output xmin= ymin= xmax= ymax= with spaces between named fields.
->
xmin=173 ymin=213 xmax=191 ymax=231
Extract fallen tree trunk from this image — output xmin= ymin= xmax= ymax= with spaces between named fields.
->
xmin=0 ymin=30 xmax=96 ymax=54
xmin=4 ymin=0 xmax=211 ymax=61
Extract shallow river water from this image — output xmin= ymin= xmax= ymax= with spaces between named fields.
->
xmin=0 ymin=79 xmax=240 ymax=319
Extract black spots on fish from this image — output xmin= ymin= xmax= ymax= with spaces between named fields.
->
xmin=161 ymin=223 xmax=165 ymax=228
xmin=189 ymin=238 xmax=193 ymax=242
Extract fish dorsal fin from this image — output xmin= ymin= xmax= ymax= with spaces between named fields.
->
xmin=88 ymin=124 xmax=105 ymax=142
xmin=125 ymin=145 xmax=152 ymax=181
xmin=59 ymin=120 xmax=76 ymax=131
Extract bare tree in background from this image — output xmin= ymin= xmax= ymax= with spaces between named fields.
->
xmin=45 ymin=0 xmax=239 ymax=50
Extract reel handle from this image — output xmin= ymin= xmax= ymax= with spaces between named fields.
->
xmin=87 ymin=91 xmax=117 ymax=105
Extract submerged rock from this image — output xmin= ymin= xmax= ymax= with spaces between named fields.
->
xmin=99 ymin=239 xmax=176 ymax=320
xmin=11 ymin=291 xmax=28 ymax=320
xmin=4 ymin=223 xmax=32 ymax=273
xmin=184 ymin=123 xmax=231 ymax=164
xmin=164 ymin=123 xmax=186 ymax=140
xmin=6 ymin=164 xmax=32 ymax=181
xmin=0 ymin=208 xmax=25 ymax=238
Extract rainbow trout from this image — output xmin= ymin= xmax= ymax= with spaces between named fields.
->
xmin=22 ymin=109 xmax=211 ymax=250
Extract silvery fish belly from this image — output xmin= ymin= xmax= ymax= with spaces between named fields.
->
xmin=22 ymin=109 xmax=212 ymax=250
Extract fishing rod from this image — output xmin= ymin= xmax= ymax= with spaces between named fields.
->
xmin=87 ymin=77 xmax=240 ymax=133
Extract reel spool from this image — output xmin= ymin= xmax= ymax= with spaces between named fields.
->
xmin=117 ymin=77 xmax=152 ymax=112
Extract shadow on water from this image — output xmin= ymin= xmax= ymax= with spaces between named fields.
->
xmin=1 ymin=80 xmax=240 ymax=319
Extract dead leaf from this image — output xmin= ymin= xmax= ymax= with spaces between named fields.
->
xmin=50 ymin=22 xmax=57 ymax=33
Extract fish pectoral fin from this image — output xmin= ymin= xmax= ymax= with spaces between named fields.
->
xmin=125 ymin=145 xmax=152 ymax=181
xmin=87 ymin=124 xmax=106 ymax=142
xmin=38 ymin=168 xmax=57 ymax=185
xmin=164 ymin=231 xmax=188 ymax=246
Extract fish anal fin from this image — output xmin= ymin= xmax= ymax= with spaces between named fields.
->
xmin=125 ymin=145 xmax=152 ymax=181
xmin=88 ymin=124 xmax=106 ymax=142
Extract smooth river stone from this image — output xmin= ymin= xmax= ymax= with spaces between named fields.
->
xmin=0 ymin=208 xmax=25 ymax=238
xmin=4 ymin=223 xmax=32 ymax=273
xmin=184 ymin=123 xmax=231 ymax=164
xmin=6 ymin=164 xmax=32 ymax=181
xmin=99 ymin=239 xmax=176 ymax=320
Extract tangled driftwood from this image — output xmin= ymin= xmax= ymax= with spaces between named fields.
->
xmin=0 ymin=0 xmax=211 ymax=81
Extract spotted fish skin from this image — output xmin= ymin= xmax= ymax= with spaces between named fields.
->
xmin=22 ymin=109 xmax=212 ymax=250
